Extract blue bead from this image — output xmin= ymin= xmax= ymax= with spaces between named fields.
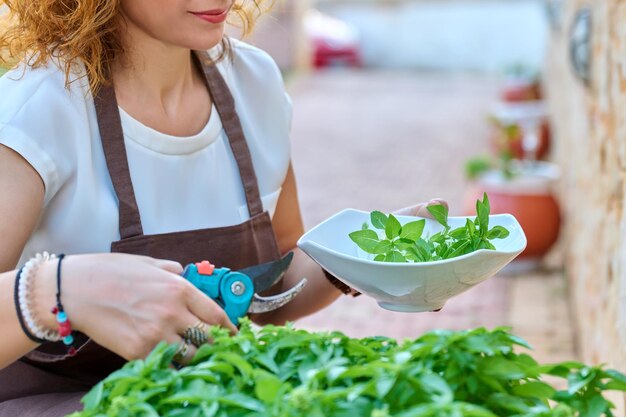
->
xmin=63 ymin=335 xmax=74 ymax=345
xmin=57 ymin=312 xmax=67 ymax=323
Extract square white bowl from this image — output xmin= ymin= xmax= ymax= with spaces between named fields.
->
xmin=297 ymin=209 xmax=527 ymax=312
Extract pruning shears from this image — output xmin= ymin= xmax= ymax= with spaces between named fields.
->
xmin=182 ymin=252 xmax=307 ymax=325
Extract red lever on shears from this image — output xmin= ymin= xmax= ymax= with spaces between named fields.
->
xmin=196 ymin=261 xmax=215 ymax=276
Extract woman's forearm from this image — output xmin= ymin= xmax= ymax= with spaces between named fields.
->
xmin=253 ymin=248 xmax=343 ymax=325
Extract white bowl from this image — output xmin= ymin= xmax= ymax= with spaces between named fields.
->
xmin=297 ymin=209 xmax=527 ymax=312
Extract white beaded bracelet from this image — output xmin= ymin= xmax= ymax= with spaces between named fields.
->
xmin=18 ymin=252 xmax=62 ymax=342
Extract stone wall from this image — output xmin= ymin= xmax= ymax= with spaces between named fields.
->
xmin=544 ymin=0 xmax=626 ymax=410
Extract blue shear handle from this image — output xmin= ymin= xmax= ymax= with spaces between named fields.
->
xmin=182 ymin=265 xmax=255 ymax=325
xmin=219 ymin=272 xmax=254 ymax=325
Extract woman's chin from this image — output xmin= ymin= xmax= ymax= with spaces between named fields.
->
xmin=179 ymin=34 xmax=226 ymax=52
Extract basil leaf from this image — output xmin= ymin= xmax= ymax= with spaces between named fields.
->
xmin=254 ymin=370 xmax=282 ymax=403
xmin=429 ymin=232 xmax=446 ymax=245
xmin=385 ymin=251 xmax=407 ymax=263
xmin=476 ymin=240 xmax=490 ymax=250
xmin=448 ymin=240 xmax=471 ymax=259
xmin=466 ymin=218 xmax=476 ymax=238
xmin=449 ymin=227 xmax=467 ymax=240
xmin=512 ymin=381 xmax=557 ymax=399
xmin=476 ymin=199 xmax=490 ymax=237
xmin=81 ymin=382 xmax=104 ymax=410
xmin=404 ymin=247 xmax=421 ymax=262
xmin=604 ymin=370 xmax=626 ymax=391
xmin=373 ymin=240 xmax=394 ymax=254
xmin=395 ymin=239 xmax=415 ymax=251
xmin=426 ymin=204 xmax=449 ymax=228
xmin=371 ymin=211 xmax=388 ymax=229
xmin=415 ymin=239 xmax=433 ymax=261
xmin=385 ymin=214 xmax=402 ymax=240
xmin=487 ymin=226 xmax=509 ymax=239
xmin=436 ymin=242 xmax=450 ymax=259
xmin=349 ymin=229 xmax=381 ymax=254
xmin=400 ymin=220 xmax=426 ymax=241
xmin=482 ymin=192 xmax=490 ymax=213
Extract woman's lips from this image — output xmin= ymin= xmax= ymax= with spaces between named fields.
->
xmin=190 ymin=9 xmax=229 ymax=24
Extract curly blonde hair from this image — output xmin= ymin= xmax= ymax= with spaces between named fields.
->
xmin=0 ymin=0 xmax=273 ymax=91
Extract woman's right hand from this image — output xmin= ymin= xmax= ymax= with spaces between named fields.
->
xmin=35 ymin=253 xmax=238 ymax=362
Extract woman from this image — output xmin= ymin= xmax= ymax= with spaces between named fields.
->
xmin=0 ymin=0 xmax=442 ymax=415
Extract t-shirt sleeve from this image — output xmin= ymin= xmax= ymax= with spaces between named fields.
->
xmin=0 ymin=122 xmax=59 ymax=204
xmin=0 ymin=65 xmax=80 ymax=206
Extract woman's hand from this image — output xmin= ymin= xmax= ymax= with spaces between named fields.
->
xmin=34 ymin=253 xmax=237 ymax=363
xmin=395 ymin=198 xmax=448 ymax=312
xmin=393 ymin=198 xmax=449 ymax=218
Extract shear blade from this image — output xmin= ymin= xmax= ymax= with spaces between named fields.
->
xmin=248 ymin=278 xmax=308 ymax=314
xmin=238 ymin=252 xmax=294 ymax=293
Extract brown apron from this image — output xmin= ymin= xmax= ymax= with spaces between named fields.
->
xmin=0 ymin=51 xmax=281 ymax=416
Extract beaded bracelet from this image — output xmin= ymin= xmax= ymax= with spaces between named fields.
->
xmin=51 ymin=254 xmax=78 ymax=356
xmin=322 ymin=270 xmax=361 ymax=297
xmin=14 ymin=252 xmax=62 ymax=343
xmin=14 ymin=267 xmax=44 ymax=344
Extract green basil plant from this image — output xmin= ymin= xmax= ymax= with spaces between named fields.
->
xmin=70 ymin=320 xmax=626 ymax=417
xmin=350 ymin=193 xmax=509 ymax=263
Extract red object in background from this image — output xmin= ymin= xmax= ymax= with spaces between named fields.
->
xmin=487 ymin=192 xmax=560 ymax=259
xmin=491 ymin=121 xmax=551 ymax=160
xmin=464 ymin=168 xmax=561 ymax=261
xmin=305 ymin=10 xmax=363 ymax=69
xmin=465 ymin=187 xmax=561 ymax=259
xmin=501 ymin=80 xmax=543 ymax=103
xmin=313 ymin=39 xmax=362 ymax=69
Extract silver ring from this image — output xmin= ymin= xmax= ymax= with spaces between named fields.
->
xmin=183 ymin=322 xmax=209 ymax=347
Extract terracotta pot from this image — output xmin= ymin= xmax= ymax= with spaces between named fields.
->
xmin=464 ymin=162 xmax=561 ymax=263
xmin=490 ymin=121 xmax=551 ymax=161
xmin=501 ymin=79 xmax=543 ymax=103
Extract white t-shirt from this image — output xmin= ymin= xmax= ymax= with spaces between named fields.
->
xmin=0 ymin=39 xmax=292 ymax=266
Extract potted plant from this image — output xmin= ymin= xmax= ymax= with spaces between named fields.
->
xmin=500 ymin=64 xmax=543 ymax=103
xmin=492 ymin=66 xmax=552 ymax=162
xmin=464 ymin=156 xmax=561 ymax=272
xmin=489 ymin=118 xmax=551 ymax=161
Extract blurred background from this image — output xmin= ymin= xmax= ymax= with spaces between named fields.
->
xmin=240 ymin=0 xmax=625 ymax=410
xmin=1 ymin=0 xmax=623 ymax=410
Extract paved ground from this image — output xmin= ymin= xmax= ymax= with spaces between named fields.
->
xmin=286 ymin=69 xmax=577 ymax=365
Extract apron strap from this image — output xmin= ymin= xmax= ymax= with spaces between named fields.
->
xmin=94 ymin=83 xmax=144 ymax=239
xmin=194 ymin=51 xmax=265 ymax=218
xmin=94 ymin=51 xmax=266 ymax=240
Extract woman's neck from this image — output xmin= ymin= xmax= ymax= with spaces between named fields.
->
xmin=111 ymin=18 xmax=213 ymax=136
xmin=113 ymin=21 xmax=197 ymax=111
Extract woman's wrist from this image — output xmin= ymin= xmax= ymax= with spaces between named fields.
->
xmin=322 ymin=270 xmax=361 ymax=297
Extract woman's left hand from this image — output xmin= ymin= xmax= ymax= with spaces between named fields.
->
xmin=393 ymin=198 xmax=449 ymax=218
xmin=393 ymin=198 xmax=449 ymax=313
